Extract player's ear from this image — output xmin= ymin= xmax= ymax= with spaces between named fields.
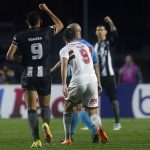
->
xmin=105 ymin=30 xmax=108 ymax=35
xmin=95 ymin=27 xmax=98 ymax=35
xmin=95 ymin=29 xmax=98 ymax=36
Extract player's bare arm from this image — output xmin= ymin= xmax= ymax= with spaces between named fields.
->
xmin=104 ymin=16 xmax=117 ymax=32
xmin=51 ymin=60 xmax=61 ymax=74
xmin=6 ymin=44 xmax=17 ymax=61
xmin=61 ymin=57 xmax=68 ymax=97
xmin=94 ymin=63 xmax=102 ymax=94
xmin=39 ymin=3 xmax=64 ymax=34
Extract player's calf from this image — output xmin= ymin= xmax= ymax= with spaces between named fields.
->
xmin=91 ymin=113 xmax=108 ymax=144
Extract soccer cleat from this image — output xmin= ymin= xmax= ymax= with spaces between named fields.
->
xmin=92 ymin=133 xmax=99 ymax=143
xmin=60 ymin=137 xmax=74 ymax=143
xmin=97 ymin=128 xmax=108 ymax=144
xmin=113 ymin=123 xmax=122 ymax=131
xmin=31 ymin=139 xmax=42 ymax=148
xmin=60 ymin=139 xmax=72 ymax=145
xmin=42 ymin=122 xmax=53 ymax=143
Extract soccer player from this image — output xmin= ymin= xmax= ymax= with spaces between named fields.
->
xmin=67 ymin=23 xmax=102 ymax=131
xmin=6 ymin=3 xmax=63 ymax=148
xmin=51 ymin=23 xmax=101 ymax=142
xmin=95 ymin=16 xmax=121 ymax=130
xmin=60 ymin=28 xmax=108 ymax=144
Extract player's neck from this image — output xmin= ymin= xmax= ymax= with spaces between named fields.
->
xmin=66 ymin=39 xmax=76 ymax=44
xmin=76 ymin=33 xmax=82 ymax=39
xmin=29 ymin=25 xmax=40 ymax=29
xmin=98 ymin=36 xmax=106 ymax=42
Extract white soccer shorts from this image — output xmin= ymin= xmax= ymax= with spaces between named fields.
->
xmin=65 ymin=81 xmax=99 ymax=108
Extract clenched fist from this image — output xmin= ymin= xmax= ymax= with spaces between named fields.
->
xmin=39 ymin=3 xmax=49 ymax=11
xmin=104 ymin=16 xmax=113 ymax=24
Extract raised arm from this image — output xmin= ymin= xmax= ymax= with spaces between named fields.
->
xmin=39 ymin=3 xmax=64 ymax=34
xmin=104 ymin=16 xmax=117 ymax=32
xmin=104 ymin=16 xmax=118 ymax=45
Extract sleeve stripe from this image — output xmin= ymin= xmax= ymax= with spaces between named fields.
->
xmin=49 ymin=26 xmax=56 ymax=35
xmin=12 ymin=41 xmax=18 ymax=45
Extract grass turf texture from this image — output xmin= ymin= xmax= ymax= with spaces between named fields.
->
xmin=0 ymin=119 xmax=150 ymax=150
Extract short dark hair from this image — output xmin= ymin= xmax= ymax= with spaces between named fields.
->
xmin=26 ymin=11 xmax=41 ymax=26
xmin=97 ymin=23 xmax=108 ymax=31
xmin=63 ymin=28 xmax=76 ymax=42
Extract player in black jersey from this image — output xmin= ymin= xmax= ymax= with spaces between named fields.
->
xmin=6 ymin=3 xmax=63 ymax=148
xmin=95 ymin=16 xmax=121 ymax=131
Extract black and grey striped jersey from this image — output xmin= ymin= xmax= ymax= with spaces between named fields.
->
xmin=94 ymin=31 xmax=118 ymax=77
xmin=12 ymin=26 xmax=55 ymax=77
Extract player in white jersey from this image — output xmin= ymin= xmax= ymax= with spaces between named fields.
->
xmin=61 ymin=43 xmax=97 ymax=89
xmin=60 ymin=28 xmax=108 ymax=144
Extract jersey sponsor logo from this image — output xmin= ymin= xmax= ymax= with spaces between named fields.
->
xmin=89 ymin=98 xmax=98 ymax=104
xmin=132 ymin=84 xmax=150 ymax=118
xmin=28 ymin=37 xmax=42 ymax=42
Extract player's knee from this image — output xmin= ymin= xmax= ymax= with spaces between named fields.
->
xmin=28 ymin=109 xmax=37 ymax=114
xmin=64 ymin=101 xmax=73 ymax=113
xmin=73 ymin=104 xmax=82 ymax=113
xmin=28 ymin=106 xmax=37 ymax=111
xmin=76 ymin=104 xmax=82 ymax=110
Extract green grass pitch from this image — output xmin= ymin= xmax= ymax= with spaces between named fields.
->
xmin=0 ymin=118 xmax=150 ymax=150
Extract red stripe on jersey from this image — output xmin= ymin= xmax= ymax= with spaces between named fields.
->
xmin=69 ymin=50 xmax=74 ymax=56
xmin=88 ymin=47 xmax=92 ymax=55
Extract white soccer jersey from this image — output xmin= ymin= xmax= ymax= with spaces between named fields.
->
xmin=59 ymin=41 xmax=97 ymax=87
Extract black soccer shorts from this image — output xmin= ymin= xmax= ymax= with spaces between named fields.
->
xmin=101 ymin=75 xmax=117 ymax=101
xmin=21 ymin=74 xmax=51 ymax=96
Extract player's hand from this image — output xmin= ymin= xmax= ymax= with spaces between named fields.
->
xmin=39 ymin=3 xmax=49 ymax=11
xmin=62 ymin=83 xmax=68 ymax=97
xmin=98 ymin=84 xmax=102 ymax=95
xmin=104 ymin=16 xmax=113 ymax=24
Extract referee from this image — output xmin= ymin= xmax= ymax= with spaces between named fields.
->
xmin=94 ymin=16 xmax=121 ymax=130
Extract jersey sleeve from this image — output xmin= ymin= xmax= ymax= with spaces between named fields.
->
xmin=94 ymin=43 xmax=101 ymax=63
xmin=49 ymin=26 xmax=56 ymax=35
xmin=109 ymin=31 xmax=118 ymax=45
xmin=91 ymin=49 xmax=98 ymax=64
xmin=59 ymin=47 xmax=69 ymax=59
xmin=12 ymin=33 xmax=20 ymax=46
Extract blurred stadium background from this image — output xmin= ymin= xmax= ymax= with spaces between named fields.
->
xmin=0 ymin=0 xmax=150 ymax=115
xmin=0 ymin=0 xmax=150 ymax=84
xmin=0 ymin=0 xmax=150 ymax=117
xmin=0 ymin=0 xmax=150 ymax=149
